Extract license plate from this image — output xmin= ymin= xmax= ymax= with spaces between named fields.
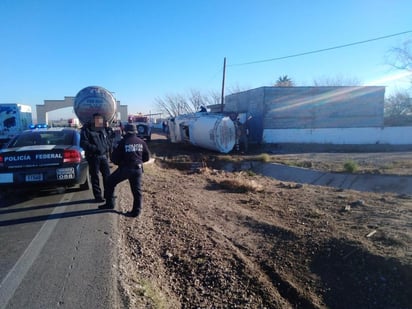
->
xmin=26 ymin=174 xmax=43 ymax=182
xmin=56 ymin=167 xmax=75 ymax=180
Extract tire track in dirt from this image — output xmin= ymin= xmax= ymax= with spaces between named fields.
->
xmin=140 ymin=169 xmax=290 ymax=307
xmin=115 ymin=158 xmax=412 ymax=308
xmin=116 ymin=183 xmax=181 ymax=308
xmin=179 ymin=178 xmax=323 ymax=309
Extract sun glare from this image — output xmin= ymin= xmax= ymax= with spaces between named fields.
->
xmin=270 ymin=86 xmax=382 ymax=113
xmin=365 ymin=71 xmax=412 ymax=86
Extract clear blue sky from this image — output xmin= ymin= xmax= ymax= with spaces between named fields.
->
xmin=1 ymin=0 xmax=411 ymax=120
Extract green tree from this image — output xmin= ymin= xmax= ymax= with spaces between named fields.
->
xmin=275 ymin=75 xmax=294 ymax=87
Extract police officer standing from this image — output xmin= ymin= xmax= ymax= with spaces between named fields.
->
xmin=99 ymin=123 xmax=150 ymax=217
xmin=105 ymin=121 xmax=116 ymax=161
xmin=80 ymin=113 xmax=111 ymax=202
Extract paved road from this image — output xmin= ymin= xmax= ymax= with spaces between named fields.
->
xmin=254 ymin=162 xmax=412 ymax=195
xmin=0 ymin=188 xmax=121 ymax=309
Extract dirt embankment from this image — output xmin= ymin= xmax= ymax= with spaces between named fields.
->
xmin=115 ymin=133 xmax=412 ymax=308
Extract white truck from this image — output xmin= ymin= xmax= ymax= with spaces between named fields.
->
xmin=0 ymin=103 xmax=33 ymax=146
xmin=167 ymin=112 xmax=237 ymax=153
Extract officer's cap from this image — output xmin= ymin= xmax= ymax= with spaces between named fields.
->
xmin=125 ymin=124 xmax=137 ymax=134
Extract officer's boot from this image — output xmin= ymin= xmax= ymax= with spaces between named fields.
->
xmin=98 ymin=197 xmax=115 ymax=210
xmin=126 ymin=205 xmax=141 ymax=217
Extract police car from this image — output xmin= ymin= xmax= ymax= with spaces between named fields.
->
xmin=0 ymin=127 xmax=89 ymax=191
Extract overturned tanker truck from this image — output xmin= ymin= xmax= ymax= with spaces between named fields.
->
xmin=73 ymin=86 xmax=117 ymax=125
xmin=167 ymin=112 xmax=237 ymax=154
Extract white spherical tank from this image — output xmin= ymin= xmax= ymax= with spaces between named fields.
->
xmin=189 ymin=114 xmax=236 ymax=153
xmin=74 ymin=86 xmax=116 ymax=124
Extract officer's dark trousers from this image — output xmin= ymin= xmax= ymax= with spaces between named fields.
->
xmin=105 ymin=166 xmax=142 ymax=213
xmin=87 ymin=155 xmax=110 ymax=199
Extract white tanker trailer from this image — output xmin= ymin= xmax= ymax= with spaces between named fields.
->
xmin=73 ymin=86 xmax=117 ymax=124
xmin=168 ymin=112 xmax=237 ymax=153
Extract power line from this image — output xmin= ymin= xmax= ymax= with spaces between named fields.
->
xmin=228 ymin=30 xmax=412 ymax=67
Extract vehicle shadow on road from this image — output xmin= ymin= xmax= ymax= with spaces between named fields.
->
xmin=0 ymin=193 xmax=34 ymax=208
xmin=0 ymin=208 xmax=123 ymax=227
xmin=0 ymin=187 xmax=84 ymax=209
xmin=0 ymin=198 xmax=96 ymax=215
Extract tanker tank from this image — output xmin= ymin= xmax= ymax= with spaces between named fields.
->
xmin=168 ymin=113 xmax=236 ymax=153
xmin=74 ymin=86 xmax=117 ymax=124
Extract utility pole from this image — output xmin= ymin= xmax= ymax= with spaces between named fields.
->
xmin=220 ymin=57 xmax=226 ymax=113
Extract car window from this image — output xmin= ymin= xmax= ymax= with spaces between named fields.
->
xmin=8 ymin=131 xmax=74 ymax=147
xmin=39 ymin=131 xmax=74 ymax=145
xmin=61 ymin=132 xmax=75 ymax=145
xmin=11 ymin=133 xmax=43 ymax=147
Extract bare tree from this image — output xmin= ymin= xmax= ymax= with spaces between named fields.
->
xmin=188 ymin=89 xmax=207 ymax=112
xmin=155 ymin=94 xmax=192 ymax=117
xmin=155 ymin=90 xmax=222 ymax=117
xmin=383 ymin=38 xmax=412 ymax=126
xmin=226 ymin=83 xmax=251 ymax=95
xmin=312 ymin=74 xmax=361 ymax=86
xmin=387 ymin=39 xmax=412 ymax=71
xmin=275 ymin=75 xmax=294 ymax=87
xmin=384 ymin=90 xmax=412 ymax=126
xmin=206 ymin=90 xmax=221 ymax=105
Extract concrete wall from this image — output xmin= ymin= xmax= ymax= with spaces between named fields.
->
xmin=224 ymin=86 xmax=386 ymax=144
xmin=263 ymin=126 xmax=411 ymax=145
xmin=224 ymin=88 xmax=265 ymax=142
xmin=225 ymin=86 xmax=385 ymax=128
xmin=262 ymin=86 xmax=385 ymax=129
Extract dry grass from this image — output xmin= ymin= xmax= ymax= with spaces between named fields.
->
xmin=253 ymin=153 xmax=271 ymax=162
xmin=211 ymin=172 xmax=264 ymax=193
xmin=217 ymin=179 xmax=263 ymax=192
xmin=197 ymin=167 xmax=264 ymax=193
xmin=135 ymin=280 xmax=167 ymax=309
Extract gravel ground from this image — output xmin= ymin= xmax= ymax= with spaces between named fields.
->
xmin=113 ymin=133 xmax=412 ymax=308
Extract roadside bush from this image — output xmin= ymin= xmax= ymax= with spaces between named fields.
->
xmin=256 ymin=153 xmax=271 ymax=163
xmin=211 ymin=172 xmax=264 ymax=193
xmin=217 ymin=178 xmax=263 ymax=193
xmin=344 ymin=160 xmax=358 ymax=173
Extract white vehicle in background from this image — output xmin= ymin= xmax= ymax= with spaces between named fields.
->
xmin=0 ymin=103 xmax=33 ymax=147
xmin=167 ymin=112 xmax=237 ymax=153
xmin=68 ymin=118 xmax=80 ymax=128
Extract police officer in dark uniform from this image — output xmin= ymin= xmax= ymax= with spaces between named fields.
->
xmin=99 ymin=123 xmax=150 ymax=217
xmin=105 ymin=121 xmax=116 ymax=163
xmin=80 ymin=113 xmax=111 ymax=202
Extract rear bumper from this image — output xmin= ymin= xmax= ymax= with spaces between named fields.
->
xmin=0 ymin=162 xmax=88 ymax=189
